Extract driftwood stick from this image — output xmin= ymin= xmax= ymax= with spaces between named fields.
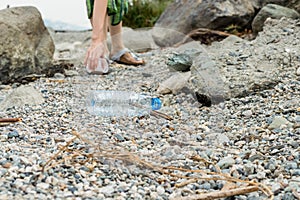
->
xmin=150 ymin=110 xmax=173 ymax=120
xmin=0 ymin=118 xmax=22 ymax=123
xmin=172 ymin=186 xmax=259 ymax=200
xmin=175 ymin=28 xmax=233 ymax=46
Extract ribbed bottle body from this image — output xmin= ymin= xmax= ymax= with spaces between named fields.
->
xmin=86 ymin=90 xmax=160 ymax=117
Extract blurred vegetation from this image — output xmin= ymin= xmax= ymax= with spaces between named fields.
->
xmin=123 ymin=0 xmax=173 ymax=28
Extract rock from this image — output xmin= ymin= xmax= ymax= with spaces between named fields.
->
xmin=0 ymin=85 xmax=44 ymax=110
xmin=190 ymin=18 xmax=300 ymax=104
xmin=99 ymin=184 xmax=116 ymax=197
xmin=271 ymin=182 xmax=282 ymax=192
xmin=0 ymin=6 xmax=55 ymax=84
xmin=157 ymin=72 xmax=191 ymax=94
xmin=268 ymin=116 xmax=293 ymax=130
xmin=297 ymin=67 xmax=300 ymax=76
xmin=152 ymin=0 xmax=256 ymax=47
xmin=252 ymin=4 xmax=300 ymax=34
xmin=190 ymin=51 xmax=229 ymax=104
xmin=156 ymin=185 xmax=165 ymax=196
xmin=166 ymin=53 xmax=192 ymax=72
xmin=242 ymin=110 xmax=253 ymax=117
xmin=64 ymin=70 xmax=79 ymax=77
xmin=287 ymin=0 xmax=300 ymax=13
xmin=54 ymin=73 xmax=65 ymax=79
xmin=259 ymin=0 xmax=300 ymax=13
xmin=37 ymin=182 xmax=50 ymax=190
xmin=205 ymin=133 xmax=230 ymax=145
xmin=217 ymin=156 xmax=235 ymax=169
xmin=108 ymin=27 xmax=158 ymax=53
xmin=291 ymin=169 xmax=300 ymax=176
xmin=285 ymin=162 xmax=298 ymax=170
xmin=7 ymin=130 xmax=19 ymax=138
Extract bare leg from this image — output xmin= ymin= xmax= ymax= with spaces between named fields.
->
xmin=108 ymin=19 xmax=145 ymax=65
xmin=108 ymin=21 xmax=125 ymax=56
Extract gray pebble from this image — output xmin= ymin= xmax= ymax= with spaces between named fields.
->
xmin=296 ymin=67 xmax=300 ymax=76
xmin=7 ymin=130 xmax=19 ymax=138
xmin=217 ymin=156 xmax=235 ymax=169
xmin=53 ymin=73 xmax=65 ymax=79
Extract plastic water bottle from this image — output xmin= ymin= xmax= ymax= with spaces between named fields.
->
xmin=86 ymin=58 xmax=109 ymax=74
xmin=86 ymin=90 xmax=162 ymax=117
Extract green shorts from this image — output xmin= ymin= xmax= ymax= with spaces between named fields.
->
xmin=86 ymin=0 xmax=128 ymax=26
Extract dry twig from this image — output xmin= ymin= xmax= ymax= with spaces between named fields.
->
xmin=150 ymin=110 xmax=173 ymax=120
xmin=42 ymin=136 xmax=77 ymax=172
xmin=43 ymin=131 xmax=274 ymax=200
xmin=172 ymin=186 xmax=259 ymax=200
xmin=0 ymin=118 xmax=22 ymax=123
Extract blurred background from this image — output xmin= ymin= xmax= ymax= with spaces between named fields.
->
xmin=0 ymin=0 xmax=172 ymax=30
xmin=0 ymin=0 xmax=92 ymax=30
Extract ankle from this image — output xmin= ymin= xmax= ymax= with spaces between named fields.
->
xmin=111 ymin=46 xmax=126 ymax=56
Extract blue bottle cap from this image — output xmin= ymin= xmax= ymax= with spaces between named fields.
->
xmin=151 ymin=97 xmax=162 ymax=110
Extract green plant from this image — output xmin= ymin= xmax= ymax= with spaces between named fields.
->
xmin=123 ymin=0 xmax=173 ymax=28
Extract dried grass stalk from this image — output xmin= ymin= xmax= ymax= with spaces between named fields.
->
xmin=43 ymin=131 xmax=274 ymax=200
xmin=171 ymin=186 xmax=259 ymax=200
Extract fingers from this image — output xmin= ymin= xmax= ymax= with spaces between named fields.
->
xmin=85 ymin=48 xmax=97 ymax=71
xmin=91 ymin=53 xmax=98 ymax=71
xmin=85 ymin=42 xmax=108 ymax=71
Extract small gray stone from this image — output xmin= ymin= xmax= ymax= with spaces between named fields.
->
xmin=37 ymin=182 xmax=50 ymax=190
xmin=244 ymin=163 xmax=255 ymax=175
xmin=282 ymin=192 xmax=295 ymax=200
xmin=290 ymin=169 xmax=300 ymax=176
xmin=54 ymin=73 xmax=65 ymax=79
xmin=297 ymin=67 xmax=300 ymax=76
xmin=249 ymin=154 xmax=264 ymax=162
xmin=156 ymin=185 xmax=165 ymax=195
xmin=99 ymin=184 xmax=116 ymax=196
xmin=217 ymin=156 xmax=235 ymax=169
xmin=150 ymin=192 xmax=159 ymax=199
xmin=271 ymin=182 xmax=282 ymax=192
xmin=242 ymin=110 xmax=252 ymax=117
xmin=256 ymin=171 xmax=266 ymax=179
xmin=268 ymin=116 xmax=292 ymax=130
xmin=167 ymin=53 xmax=192 ymax=72
xmin=201 ymin=182 xmax=211 ymax=190
xmin=64 ymin=70 xmax=79 ymax=77
xmin=285 ymin=162 xmax=298 ymax=170
xmin=7 ymin=130 xmax=19 ymax=138
xmin=114 ymin=133 xmax=125 ymax=142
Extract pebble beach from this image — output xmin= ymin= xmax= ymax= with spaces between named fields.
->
xmin=0 ymin=20 xmax=300 ymax=200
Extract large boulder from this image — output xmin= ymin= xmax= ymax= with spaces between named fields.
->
xmin=152 ymin=0 xmax=256 ymax=47
xmin=287 ymin=0 xmax=300 ymax=13
xmin=260 ymin=0 xmax=300 ymax=13
xmin=122 ymin=27 xmax=158 ymax=52
xmin=0 ymin=6 xmax=54 ymax=84
xmin=252 ymin=4 xmax=300 ymax=34
xmin=190 ymin=18 xmax=300 ymax=105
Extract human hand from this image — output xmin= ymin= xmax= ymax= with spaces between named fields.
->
xmin=84 ymin=41 xmax=108 ymax=71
